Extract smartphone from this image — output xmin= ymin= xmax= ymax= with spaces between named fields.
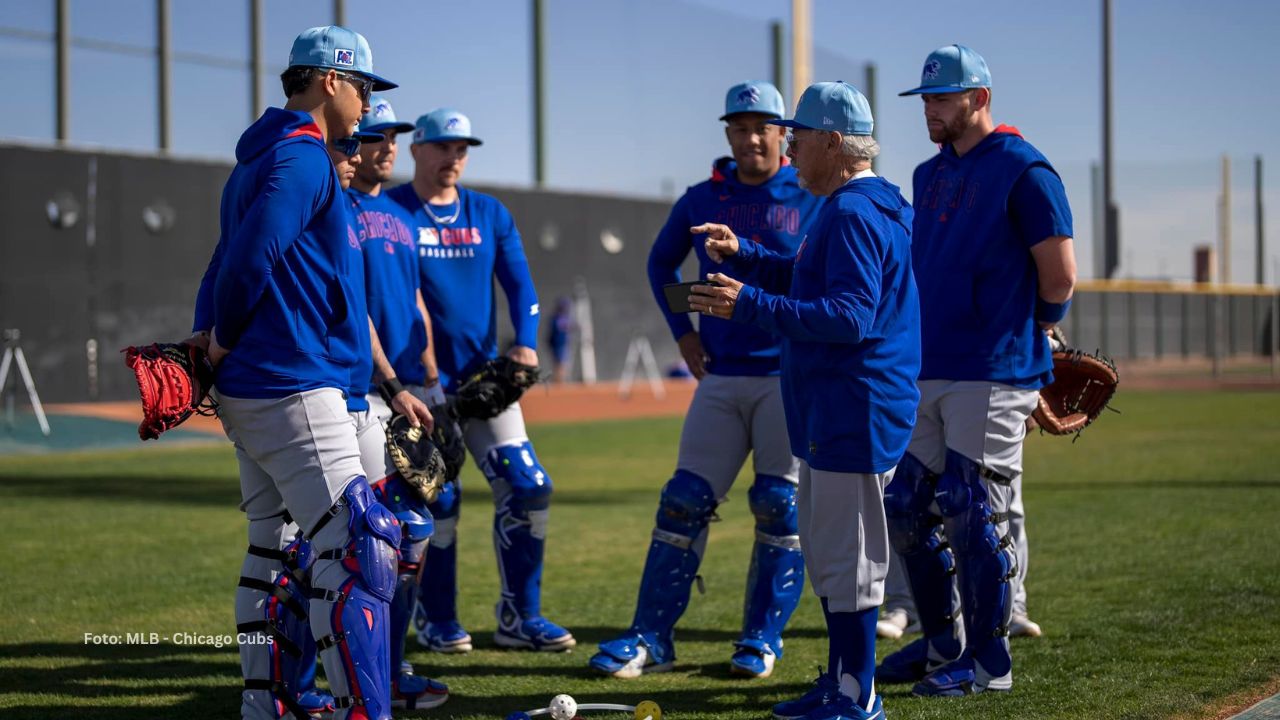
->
xmin=663 ymin=280 xmax=720 ymax=314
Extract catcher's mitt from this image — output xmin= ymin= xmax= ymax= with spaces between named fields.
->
xmin=385 ymin=413 xmax=447 ymax=502
xmin=122 ymin=342 xmax=217 ymax=440
xmin=1032 ymin=348 xmax=1119 ymax=437
xmin=428 ymin=402 xmax=467 ymax=482
xmin=453 ymin=357 xmax=540 ymax=420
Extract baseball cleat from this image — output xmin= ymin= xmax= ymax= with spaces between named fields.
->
xmin=729 ymin=645 xmax=777 ymax=678
xmin=875 ymin=608 xmax=910 ymax=640
xmin=392 ymin=671 xmax=450 ymax=710
xmin=874 ymin=637 xmax=933 ymax=684
xmin=416 ymin=619 xmax=473 ymax=653
xmin=297 ymin=688 xmax=335 ymax=719
xmin=1009 ymin=614 xmax=1042 ymax=638
xmin=589 ymin=635 xmax=675 ymax=678
xmin=494 ymin=614 xmax=577 ymax=651
xmin=800 ymin=693 xmax=884 ymax=720
xmin=772 ymin=669 xmax=840 ymax=720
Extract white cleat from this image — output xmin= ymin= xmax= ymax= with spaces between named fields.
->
xmin=1009 ymin=614 xmax=1043 ymax=638
xmin=876 ymin=608 xmax=912 ymax=640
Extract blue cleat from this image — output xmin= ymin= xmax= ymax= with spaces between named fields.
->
xmin=912 ymin=657 xmax=978 ymax=697
xmin=803 ymin=693 xmax=885 ymax=720
xmin=773 ymin=669 xmax=841 ymax=720
xmin=875 ymin=637 xmax=937 ymax=684
xmin=393 ymin=669 xmax=450 ymax=710
xmin=297 ymin=688 xmax=335 ymax=718
xmin=494 ymin=610 xmax=576 ymax=652
xmin=417 ymin=619 xmax=473 ymax=653
xmin=730 ymin=644 xmax=777 ymax=678
xmin=589 ymin=633 xmax=675 ymax=678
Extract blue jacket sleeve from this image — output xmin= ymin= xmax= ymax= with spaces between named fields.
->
xmin=492 ymin=202 xmax=540 ymax=349
xmin=192 ymin=238 xmax=224 ymax=332
xmin=212 ymin=146 xmax=330 ymax=348
xmin=733 ymin=212 xmax=881 ymax=344
xmin=647 ymin=194 xmax=696 ymax=341
xmin=728 ymin=235 xmax=797 ymax=295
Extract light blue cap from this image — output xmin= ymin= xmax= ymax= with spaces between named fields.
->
xmin=768 ymin=81 xmax=873 ymax=136
xmin=899 ymin=44 xmax=991 ymax=96
xmin=720 ymin=81 xmax=786 ymax=120
xmin=359 ymin=95 xmax=414 ymax=134
xmin=412 ymin=108 xmax=482 ymax=146
xmin=288 ymin=25 xmax=396 ymax=91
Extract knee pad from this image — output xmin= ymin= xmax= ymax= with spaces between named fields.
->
xmin=885 ymin=452 xmax=941 ymax=554
xmin=654 ymin=469 xmax=718 ymax=547
xmin=315 ymin=477 xmax=400 ymax=603
xmin=487 ymin=441 xmax=553 ymax=517
xmin=747 ymin=474 xmax=798 ymax=538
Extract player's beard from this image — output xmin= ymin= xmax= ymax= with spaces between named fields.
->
xmin=928 ymin=109 xmax=973 ymax=146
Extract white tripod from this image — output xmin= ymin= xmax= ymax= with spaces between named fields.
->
xmin=0 ymin=329 xmax=51 ymax=436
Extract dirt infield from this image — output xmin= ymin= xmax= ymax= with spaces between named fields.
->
xmin=47 ymin=380 xmax=700 ymax=436
xmin=46 ymin=359 xmax=1279 ymax=436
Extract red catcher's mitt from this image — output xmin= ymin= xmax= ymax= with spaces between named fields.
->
xmin=1032 ymin=348 xmax=1119 ymax=437
xmin=122 ymin=342 xmax=217 ymax=440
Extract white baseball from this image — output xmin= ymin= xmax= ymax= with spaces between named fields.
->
xmin=548 ymin=694 xmax=577 ymax=720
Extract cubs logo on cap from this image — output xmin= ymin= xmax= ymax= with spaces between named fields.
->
xmin=288 ymin=25 xmax=397 ymax=90
xmin=899 ymin=44 xmax=991 ymax=96
xmin=412 ymin=108 xmax=483 ymax=146
xmin=359 ymin=94 xmax=415 ymax=134
xmin=720 ymin=81 xmax=785 ymax=121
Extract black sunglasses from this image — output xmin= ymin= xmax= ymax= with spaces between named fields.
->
xmin=334 ymin=70 xmax=373 ymax=102
xmin=331 ymin=136 xmax=362 ymax=157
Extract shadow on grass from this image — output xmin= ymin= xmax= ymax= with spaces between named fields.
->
xmin=1030 ymin=478 xmax=1280 ymax=492
xmin=0 ymin=641 xmax=817 ymax=719
xmin=560 ymin=626 xmax=829 ymax=647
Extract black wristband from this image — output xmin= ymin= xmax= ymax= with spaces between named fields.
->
xmin=378 ymin=377 xmax=405 ymax=404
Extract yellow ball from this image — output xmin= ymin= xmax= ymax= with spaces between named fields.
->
xmin=634 ymin=700 xmax=661 ymax=720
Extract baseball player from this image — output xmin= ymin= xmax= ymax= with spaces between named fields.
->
xmin=389 ymin=109 xmax=575 ymax=652
xmin=691 ymin=81 xmax=919 ymax=720
xmin=335 ymin=121 xmax=452 ymax=712
xmin=876 ymin=45 xmax=1075 ymax=697
xmin=189 ymin=26 xmax=402 ymax=720
xmin=588 ymin=81 xmax=821 ymax=680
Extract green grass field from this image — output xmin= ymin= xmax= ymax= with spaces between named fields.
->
xmin=2 ymin=390 xmax=1279 ymax=720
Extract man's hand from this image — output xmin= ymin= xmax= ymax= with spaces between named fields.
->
xmin=688 ymin=273 xmax=745 ymax=320
xmin=507 ymin=345 xmax=538 ymax=367
xmin=692 ymin=223 xmax=740 ymax=263
xmin=676 ymin=331 xmax=709 ymax=380
xmin=207 ymin=328 xmax=229 ymax=367
xmin=392 ymin=390 xmax=435 ymax=433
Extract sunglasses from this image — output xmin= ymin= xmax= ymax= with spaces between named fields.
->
xmin=334 ymin=71 xmax=373 ymax=103
xmin=330 ymin=136 xmax=362 ymax=157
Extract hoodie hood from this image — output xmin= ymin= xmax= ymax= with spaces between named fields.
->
xmin=938 ymin=123 xmax=1025 ymax=163
xmin=833 ymin=176 xmax=912 ymax=233
xmin=235 ymin=107 xmax=324 ymax=163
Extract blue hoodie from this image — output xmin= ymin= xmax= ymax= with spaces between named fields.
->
xmin=648 ymin=158 xmax=822 ymax=376
xmin=192 ymin=108 xmax=366 ymax=399
xmin=386 ymin=184 xmax=539 ymax=392
xmin=730 ymin=176 xmax=921 ymax=474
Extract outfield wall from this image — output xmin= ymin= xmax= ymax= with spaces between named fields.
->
xmin=1 ymin=144 xmax=1276 ymax=403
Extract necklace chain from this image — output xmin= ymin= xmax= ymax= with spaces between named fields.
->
xmin=423 ymin=197 xmax=460 ymax=225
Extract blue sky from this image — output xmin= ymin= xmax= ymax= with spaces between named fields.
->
xmin=1 ymin=0 xmax=1275 ymax=282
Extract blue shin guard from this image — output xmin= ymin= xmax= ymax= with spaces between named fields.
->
xmin=881 ymin=453 xmax=963 ymax=680
xmin=590 ymin=470 xmax=717 ymax=676
xmin=414 ymin=479 xmax=472 ymax=651
xmin=310 ymin=478 xmax=399 ymax=720
xmin=734 ymin=475 xmax=804 ymax=677
xmin=486 ymin=442 xmax=574 ymax=650
xmin=935 ymin=449 xmax=1017 ymax=685
xmin=374 ymin=475 xmax=434 ymax=674
xmin=238 ymin=524 xmax=318 ymax=719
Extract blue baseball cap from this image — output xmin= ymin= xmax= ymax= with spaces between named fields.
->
xmin=412 ymin=108 xmax=482 ymax=146
xmin=768 ymin=81 xmax=873 ymax=136
xmin=720 ymin=81 xmax=785 ymax=121
xmin=359 ymin=95 xmax=414 ymax=134
xmin=288 ymin=25 xmax=396 ymax=91
xmin=899 ymin=44 xmax=991 ymax=96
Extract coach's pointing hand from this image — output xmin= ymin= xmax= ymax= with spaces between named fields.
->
xmin=688 ymin=273 xmax=744 ymax=320
xmin=692 ymin=223 xmax=740 ymax=263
